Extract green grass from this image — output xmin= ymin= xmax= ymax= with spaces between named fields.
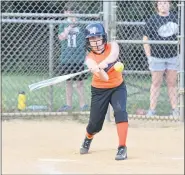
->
xmin=2 ymin=74 xmax=171 ymax=115
xmin=2 ymin=73 xmax=92 ymax=112
xmin=126 ymin=74 xmax=172 ymax=115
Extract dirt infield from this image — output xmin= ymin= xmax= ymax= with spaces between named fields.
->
xmin=2 ymin=119 xmax=184 ymax=174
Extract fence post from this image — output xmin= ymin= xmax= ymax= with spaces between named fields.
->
xmin=179 ymin=1 xmax=184 ymax=122
xmin=103 ymin=0 xmax=110 ymax=37
xmin=49 ymin=23 xmax=54 ymax=112
xmin=105 ymin=0 xmax=117 ymax=122
xmin=103 ymin=0 xmax=111 ymax=122
xmin=110 ymin=0 xmax=117 ymax=41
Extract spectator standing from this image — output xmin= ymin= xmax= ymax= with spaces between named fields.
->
xmin=57 ymin=3 xmax=88 ymax=111
xmin=143 ymin=0 xmax=179 ymax=116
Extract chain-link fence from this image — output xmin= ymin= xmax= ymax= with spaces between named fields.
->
xmin=1 ymin=1 xmax=103 ymax=114
xmin=109 ymin=0 xmax=184 ymax=122
xmin=1 ymin=0 xmax=184 ymax=122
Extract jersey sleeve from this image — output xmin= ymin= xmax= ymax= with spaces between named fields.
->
xmin=171 ymin=11 xmax=178 ymax=22
xmin=58 ymin=23 xmax=65 ymax=35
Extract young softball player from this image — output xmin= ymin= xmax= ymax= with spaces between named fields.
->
xmin=80 ymin=23 xmax=128 ymax=160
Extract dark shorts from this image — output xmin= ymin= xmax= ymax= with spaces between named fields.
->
xmin=86 ymin=81 xmax=128 ymax=135
xmin=56 ymin=63 xmax=89 ymax=81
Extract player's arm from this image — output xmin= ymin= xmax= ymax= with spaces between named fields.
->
xmin=98 ymin=41 xmax=119 ymax=69
xmin=105 ymin=41 xmax=119 ymax=63
xmin=143 ymin=17 xmax=151 ymax=57
xmin=143 ymin=35 xmax=151 ymax=57
xmin=58 ymin=24 xmax=73 ymax=40
xmin=85 ymin=58 xmax=109 ymax=81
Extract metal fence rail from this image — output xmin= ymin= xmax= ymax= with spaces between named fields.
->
xmin=2 ymin=12 xmax=102 ymax=18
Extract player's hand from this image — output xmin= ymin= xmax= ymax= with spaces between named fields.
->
xmin=68 ymin=18 xmax=77 ymax=28
xmin=58 ymin=33 xmax=66 ymax=40
xmin=90 ymin=65 xmax=100 ymax=74
xmin=98 ymin=61 xmax=108 ymax=69
xmin=66 ymin=25 xmax=73 ymax=31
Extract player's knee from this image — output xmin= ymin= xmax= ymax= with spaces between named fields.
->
xmin=96 ymin=125 xmax=103 ymax=133
xmin=86 ymin=123 xmax=103 ymax=135
xmin=114 ymin=110 xmax=128 ymax=123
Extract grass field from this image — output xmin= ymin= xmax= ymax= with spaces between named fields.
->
xmin=2 ymin=73 xmax=172 ymax=115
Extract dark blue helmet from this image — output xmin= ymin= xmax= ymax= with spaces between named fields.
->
xmin=85 ymin=23 xmax=107 ymax=54
xmin=85 ymin=23 xmax=107 ymax=38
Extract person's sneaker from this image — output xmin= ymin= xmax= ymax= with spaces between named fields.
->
xmin=171 ymin=109 xmax=179 ymax=117
xmin=57 ymin=105 xmax=73 ymax=112
xmin=80 ymin=137 xmax=93 ymax=154
xmin=80 ymin=104 xmax=89 ymax=111
xmin=115 ymin=146 xmax=127 ymax=160
xmin=146 ymin=109 xmax=156 ymax=116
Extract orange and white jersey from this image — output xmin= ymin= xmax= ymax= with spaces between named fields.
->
xmin=86 ymin=43 xmax=123 ymax=88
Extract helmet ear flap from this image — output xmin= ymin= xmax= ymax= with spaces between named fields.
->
xmin=86 ymin=38 xmax=91 ymax=52
xmin=103 ymin=33 xmax=107 ymax=44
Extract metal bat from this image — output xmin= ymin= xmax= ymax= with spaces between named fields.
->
xmin=29 ymin=69 xmax=89 ymax=91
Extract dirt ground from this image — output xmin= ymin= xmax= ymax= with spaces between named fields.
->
xmin=2 ymin=119 xmax=184 ymax=174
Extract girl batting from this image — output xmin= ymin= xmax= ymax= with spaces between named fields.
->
xmin=80 ymin=23 xmax=128 ymax=160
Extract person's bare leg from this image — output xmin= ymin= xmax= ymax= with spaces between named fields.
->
xmin=76 ymin=80 xmax=85 ymax=108
xmin=66 ymin=80 xmax=73 ymax=106
xmin=165 ymin=70 xmax=177 ymax=109
xmin=150 ymin=71 xmax=164 ymax=110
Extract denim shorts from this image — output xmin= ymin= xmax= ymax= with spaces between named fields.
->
xmin=148 ymin=56 xmax=179 ymax=71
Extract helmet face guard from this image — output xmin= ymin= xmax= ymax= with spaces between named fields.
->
xmin=86 ymin=34 xmax=107 ymax=54
xmin=85 ymin=23 xmax=107 ymax=54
